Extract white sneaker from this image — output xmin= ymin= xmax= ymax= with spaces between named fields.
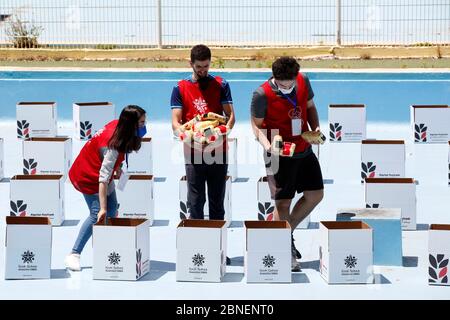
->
xmin=64 ymin=253 xmax=81 ymax=271
xmin=291 ymin=255 xmax=301 ymax=272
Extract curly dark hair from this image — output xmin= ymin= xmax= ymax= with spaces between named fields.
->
xmin=272 ymin=57 xmax=300 ymax=80
xmin=190 ymin=44 xmax=211 ymax=62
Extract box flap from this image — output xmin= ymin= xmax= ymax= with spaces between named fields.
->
xmin=411 ymin=105 xmax=448 ymax=109
xmin=329 ymin=104 xmax=365 ymax=108
xmin=362 ymin=140 xmax=404 ymax=145
xmin=11 ymin=174 xmax=64 ymax=180
xmin=129 ymin=175 xmax=153 ymax=180
xmin=74 ymin=102 xmax=112 ymax=106
xmin=18 ymin=102 xmax=56 ymax=106
xmin=177 ymin=219 xmax=226 ymax=229
xmin=365 ymin=178 xmax=414 ymax=184
xmin=26 ymin=137 xmax=70 ymax=142
xmin=94 ymin=217 xmax=147 ymax=227
xmin=244 ymin=220 xmax=290 ymax=229
xmin=430 ymin=224 xmax=450 ymax=231
xmin=321 ymin=221 xmax=371 ymax=230
xmin=6 ymin=216 xmax=51 ymax=225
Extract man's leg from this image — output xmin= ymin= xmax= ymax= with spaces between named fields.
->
xmin=206 ymin=163 xmax=228 ymax=220
xmin=185 ymin=163 xmax=207 ymax=219
xmin=289 ymin=189 xmax=324 ymax=230
xmin=274 ymin=199 xmax=292 ymax=222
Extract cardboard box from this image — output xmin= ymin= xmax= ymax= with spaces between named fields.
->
xmin=10 ymin=175 xmax=65 ymax=226
xmin=16 ymin=102 xmax=57 ymax=139
xmin=365 ymin=178 xmax=417 ymax=230
xmin=361 ymin=140 xmax=405 ymax=182
xmin=179 ymin=176 xmax=232 ymax=227
xmin=428 ymin=224 xmax=450 ymax=286
xmin=93 ymin=218 xmax=150 ymax=281
xmin=126 ymin=138 xmax=153 ymax=175
xmin=5 ymin=217 xmax=52 ymax=280
xmin=328 ymin=104 xmax=366 ymax=142
xmin=337 ymin=208 xmax=402 ymax=266
xmin=257 ymin=177 xmax=310 ymax=229
xmin=319 ymin=221 xmax=374 ymax=284
xmin=73 ymin=102 xmax=115 ymax=140
xmin=227 ymin=137 xmax=238 ymax=181
xmin=22 ymin=137 xmax=72 ymax=177
xmin=115 ymin=175 xmax=154 ymax=225
xmin=411 ymin=105 xmax=450 ymax=143
xmin=0 ymin=138 xmax=4 ymax=180
xmin=176 ymin=219 xmax=227 ymax=282
xmin=244 ymin=221 xmax=292 ymax=283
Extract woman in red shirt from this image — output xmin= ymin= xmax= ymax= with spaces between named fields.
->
xmin=65 ymin=105 xmax=147 ymax=271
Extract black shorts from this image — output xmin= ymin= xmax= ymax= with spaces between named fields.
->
xmin=267 ymin=152 xmax=324 ymax=200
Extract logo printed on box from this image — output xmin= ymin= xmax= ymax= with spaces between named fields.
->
xmin=344 ymin=255 xmax=357 ymax=268
xmin=105 ymin=251 xmax=123 ymax=273
xmin=189 ymin=253 xmax=208 ymax=274
xmin=361 ymin=162 xmax=376 ymax=181
xmin=10 ymin=200 xmax=27 ymax=217
xmin=258 ymin=202 xmax=275 ymax=221
xmin=179 ymin=201 xmax=190 ymax=220
xmin=23 ymin=159 xmax=38 ymax=175
xmin=18 ymin=250 xmax=38 ymax=271
xmin=429 ymin=254 xmax=449 ymax=284
xmin=262 ymin=254 xmax=276 ymax=268
xmin=79 ymin=121 xmax=93 ymax=140
xmin=17 ymin=120 xmax=30 ymax=139
xmin=329 ymin=123 xmax=343 ymax=142
xmin=21 ymin=250 xmax=35 ymax=264
xmin=414 ymin=123 xmax=428 ymax=142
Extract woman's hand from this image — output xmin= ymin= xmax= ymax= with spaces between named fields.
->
xmin=97 ymin=208 xmax=107 ymax=223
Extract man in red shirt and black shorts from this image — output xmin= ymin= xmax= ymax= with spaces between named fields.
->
xmin=250 ymin=57 xmax=324 ymax=272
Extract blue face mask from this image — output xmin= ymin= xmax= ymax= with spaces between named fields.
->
xmin=136 ymin=125 xmax=147 ymax=138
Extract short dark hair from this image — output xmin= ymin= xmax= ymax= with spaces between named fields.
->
xmin=191 ymin=44 xmax=211 ymax=63
xmin=108 ymin=105 xmax=146 ymax=153
xmin=272 ymin=57 xmax=300 ymax=80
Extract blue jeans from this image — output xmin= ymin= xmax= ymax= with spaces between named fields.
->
xmin=71 ymin=191 xmax=118 ymax=254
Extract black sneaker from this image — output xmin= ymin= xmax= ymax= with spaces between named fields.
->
xmin=226 ymin=256 xmax=231 ymax=265
xmin=292 ymin=235 xmax=302 ymax=259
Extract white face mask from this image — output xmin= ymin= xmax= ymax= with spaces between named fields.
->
xmin=279 ymin=85 xmax=295 ymax=95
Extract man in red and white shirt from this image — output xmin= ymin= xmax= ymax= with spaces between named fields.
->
xmin=251 ymin=57 xmax=324 ymax=272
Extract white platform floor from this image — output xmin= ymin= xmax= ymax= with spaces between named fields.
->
xmin=0 ymin=122 xmax=449 ymax=300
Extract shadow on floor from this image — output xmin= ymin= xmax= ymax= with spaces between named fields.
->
xmin=51 ymin=269 xmax=72 ymax=279
xmin=300 ymin=260 xmax=320 ymax=271
xmin=403 ymin=256 xmax=419 ymax=268
xmin=61 ymin=220 xmax=80 ymax=227
xmin=223 ymin=272 xmax=244 ymax=283
xmin=292 ymin=273 xmax=310 ymax=284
